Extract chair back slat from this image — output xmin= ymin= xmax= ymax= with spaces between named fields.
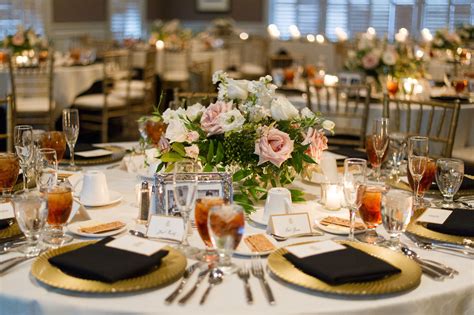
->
xmin=0 ymin=95 xmax=13 ymax=152
xmin=426 ymin=106 xmax=435 ymax=136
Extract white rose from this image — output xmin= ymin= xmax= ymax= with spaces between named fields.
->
xmin=322 ymin=120 xmax=335 ymax=131
xmin=270 ymin=97 xmax=299 ymax=121
xmin=185 ymin=144 xmax=199 ymax=159
xmin=300 ymin=107 xmax=315 ymax=119
xmin=186 ymin=103 xmax=205 ymax=121
xmin=227 ymin=79 xmax=249 ymax=100
xmin=162 ymin=108 xmax=186 ymax=124
xmin=382 ymin=50 xmax=397 ymax=66
xmin=217 ymin=109 xmax=245 ymax=132
xmin=165 ymin=119 xmax=187 ymax=143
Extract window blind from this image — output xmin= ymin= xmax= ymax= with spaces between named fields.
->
xmin=0 ymin=0 xmax=45 ymax=37
xmin=110 ymin=0 xmax=144 ymax=41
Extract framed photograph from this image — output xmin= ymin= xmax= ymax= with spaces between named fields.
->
xmin=196 ymin=0 xmax=231 ymax=12
xmin=153 ymin=172 xmax=233 ymax=217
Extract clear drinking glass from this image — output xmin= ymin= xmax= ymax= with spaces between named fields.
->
xmin=43 ymin=183 xmax=74 ymax=246
xmin=62 ymin=109 xmax=81 ymax=171
xmin=371 ymin=118 xmax=389 ymax=181
xmin=35 ymin=148 xmax=58 ymax=192
xmin=389 ymin=132 xmax=407 ymax=180
xmin=382 ymin=190 xmax=413 ymax=250
xmin=408 ymin=136 xmax=429 ymax=209
xmin=14 ymin=125 xmax=34 ymax=190
xmin=11 ymin=190 xmax=48 ymax=256
xmin=0 ymin=153 xmax=20 ymax=201
xmin=343 ymin=158 xmax=367 ymax=241
xmin=173 ymin=161 xmax=201 ymax=257
xmin=208 ymin=204 xmax=245 ymax=274
xmin=433 ymin=158 xmax=464 ymax=209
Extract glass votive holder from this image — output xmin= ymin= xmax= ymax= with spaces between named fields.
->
xmin=320 ymin=182 xmax=344 ymax=211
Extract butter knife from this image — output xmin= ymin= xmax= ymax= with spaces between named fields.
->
xmin=165 ymin=262 xmax=200 ymax=304
xmin=178 ymin=267 xmax=210 ymax=305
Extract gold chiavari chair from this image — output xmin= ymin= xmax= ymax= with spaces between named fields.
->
xmin=73 ymin=50 xmax=131 ymax=143
xmin=307 ymin=83 xmax=371 ymax=147
xmin=189 ymin=59 xmax=213 ymax=93
xmin=0 ymin=95 xmax=13 ymax=152
xmin=162 ymin=49 xmax=191 ymax=90
xmin=175 ymin=92 xmax=218 ymax=107
xmin=7 ymin=51 xmax=55 ymax=130
xmin=382 ymin=95 xmax=461 ymax=158
xmin=240 ymin=35 xmax=268 ymax=80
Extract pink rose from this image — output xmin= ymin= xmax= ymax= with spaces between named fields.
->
xmin=12 ymin=33 xmax=25 ymax=46
xmin=255 ymin=127 xmax=294 ymax=167
xmin=185 ymin=144 xmax=199 ymax=159
xmin=361 ymin=52 xmax=380 ymax=70
xmin=185 ymin=131 xmax=199 ymax=143
xmin=301 ymin=127 xmax=328 ymax=164
xmin=200 ymin=100 xmax=233 ymax=135
xmin=158 ymin=136 xmax=170 ymax=153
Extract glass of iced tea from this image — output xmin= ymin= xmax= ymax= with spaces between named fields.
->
xmin=43 ymin=183 xmax=73 ymax=246
xmin=39 ymin=131 xmax=67 ymax=163
xmin=356 ymin=183 xmax=389 ymax=244
xmin=208 ymin=204 xmax=245 ymax=274
xmin=0 ymin=153 xmax=20 ymax=201
xmin=386 ymin=76 xmax=399 ymax=97
xmin=407 ymin=158 xmax=436 ymax=209
xmin=452 ymin=78 xmax=467 ymax=95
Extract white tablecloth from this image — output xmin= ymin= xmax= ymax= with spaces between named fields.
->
xmin=0 ymin=64 xmax=103 ymax=119
xmin=1 ymin=156 xmax=473 ymax=315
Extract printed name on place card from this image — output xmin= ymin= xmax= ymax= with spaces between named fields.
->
xmin=286 ymin=240 xmax=346 ymax=258
xmin=269 ymin=213 xmax=312 ymax=237
xmin=106 ymin=235 xmax=166 ymax=256
xmin=417 ymin=208 xmax=452 ymax=225
xmin=146 ymin=215 xmax=184 ymax=242
xmin=0 ymin=202 xmax=14 ymax=220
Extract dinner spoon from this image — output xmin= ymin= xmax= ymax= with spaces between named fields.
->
xmin=199 ymin=268 xmax=224 ymax=305
xmin=401 ymin=246 xmax=457 ymax=277
xmin=271 ymin=232 xmax=324 ymax=242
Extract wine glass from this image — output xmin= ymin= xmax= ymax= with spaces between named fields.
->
xmin=372 ymin=118 xmax=389 ymax=181
xmin=11 ymin=190 xmax=48 ymax=257
xmin=42 ymin=182 xmax=74 ymax=246
xmin=208 ymin=203 xmax=245 ymax=274
xmin=62 ymin=109 xmax=81 ymax=171
xmin=0 ymin=153 xmax=20 ymax=201
xmin=408 ymin=136 xmax=429 ymax=209
xmin=343 ymin=158 xmax=367 ymax=241
xmin=433 ymin=158 xmax=464 ymax=209
xmin=35 ymin=148 xmax=58 ymax=192
xmin=172 ymin=161 xmax=201 ymax=257
xmin=388 ymin=132 xmax=407 ymax=180
xmin=382 ymin=190 xmax=413 ymax=250
xmin=14 ymin=125 xmax=34 ymax=190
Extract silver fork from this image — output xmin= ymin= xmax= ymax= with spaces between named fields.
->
xmin=251 ymin=257 xmax=275 ymax=305
xmin=237 ymin=265 xmax=253 ymax=304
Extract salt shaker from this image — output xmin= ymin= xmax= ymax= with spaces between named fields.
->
xmin=137 ymin=181 xmax=150 ymax=224
xmin=148 ymin=184 xmax=160 ymax=220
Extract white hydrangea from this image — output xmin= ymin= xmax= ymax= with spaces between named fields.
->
xmin=217 ymin=109 xmax=245 ymax=132
xmin=186 ymin=103 xmax=205 ymax=121
xmin=162 ymin=107 xmax=186 ymax=124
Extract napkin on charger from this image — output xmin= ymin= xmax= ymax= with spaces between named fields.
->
xmin=426 ymin=209 xmax=474 ymax=237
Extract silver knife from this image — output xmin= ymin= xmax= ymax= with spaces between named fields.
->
xmin=178 ymin=267 xmax=210 ymax=305
xmin=165 ymin=262 xmax=200 ymax=304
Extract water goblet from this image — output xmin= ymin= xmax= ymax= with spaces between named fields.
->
xmin=408 ymin=136 xmax=429 ymax=209
xmin=0 ymin=153 xmax=20 ymax=201
xmin=42 ymin=182 xmax=74 ymax=246
xmin=433 ymin=158 xmax=464 ymax=209
xmin=14 ymin=125 xmax=34 ymax=190
xmin=388 ymin=132 xmax=407 ymax=180
xmin=35 ymin=148 xmax=58 ymax=192
xmin=208 ymin=203 xmax=245 ymax=274
xmin=343 ymin=158 xmax=367 ymax=241
xmin=382 ymin=190 xmax=413 ymax=250
xmin=11 ymin=190 xmax=48 ymax=257
xmin=62 ymin=109 xmax=81 ymax=171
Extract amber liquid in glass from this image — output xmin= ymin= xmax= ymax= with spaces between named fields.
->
xmin=0 ymin=154 xmax=20 ymax=193
xmin=358 ymin=186 xmax=383 ymax=229
xmin=40 ymin=131 xmax=67 ymax=162
xmin=407 ymin=158 xmax=436 ymax=194
xmin=386 ymin=80 xmax=399 ymax=96
xmin=47 ymin=187 xmax=73 ymax=226
xmin=209 ymin=210 xmax=245 ymax=250
xmin=195 ymin=197 xmax=226 ymax=247
xmin=365 ymin=135 xmax=389 ymax=168
xmin=453 ymin=80 xmax=467 ymax=94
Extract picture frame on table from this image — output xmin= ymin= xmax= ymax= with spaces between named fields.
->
xmin=153 ymin=172 xmax=233 ymax=217
xmin=196 ymin=0 xmax=231 ymax=12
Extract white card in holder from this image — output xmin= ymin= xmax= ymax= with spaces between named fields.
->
xmin=268 ymin=212 xmax=312 ymax=237
xmin=146 ymin=215 xmax=184 ymax=242
xmin=286 ymin=240 xmax=346 ymax=258
xmin=0 ymin=202 xmax=14 ymax=220
xmin=106 ymin=235 xmax=166 ymax=256
xmin=417 ymin=208 xmax=452 ymax=225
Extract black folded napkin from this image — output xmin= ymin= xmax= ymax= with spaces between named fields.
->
xmin=425 ymin=209 xmax=474 ymax=237
xmin=64 ymin=143 xmax=111 ymax=159
xmin=283 ymin=245 xmax=401 ymax=285
xmin=49 ymin=237 xmax=169 ymax=283
xmin=329 ymin=147 xmax=367 ymax=160
xmin=0 ymin=218 xmax=13 ymax=230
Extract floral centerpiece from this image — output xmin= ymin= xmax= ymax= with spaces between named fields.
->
xmin=0 ymin=25 xmax=47 ymax=54
xmin=149 ymin=19 xmax=192 ymax=51
xmin=143 ymin=71 xmax=334 ymax=213
xmin=456 ymin=24 xmax=474 ymax=47
xmin=432 ymin=29 xmax=462 ymax=51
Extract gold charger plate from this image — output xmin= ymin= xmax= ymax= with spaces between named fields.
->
xmin=31 ymin=241 xmax=187 ymax=293
xmin=60 ymin=145 xmax=126 ymax=166
xmin=0 ymin=221 xmax=22 ymax=240
xmin=267 ymin=240 xmax=421 ymax=296
xmin=406 ymin=208 xmax=474 ymax=245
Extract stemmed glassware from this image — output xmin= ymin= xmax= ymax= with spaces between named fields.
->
xmin=388 ymin=132 xmax=407 ymax=180
xmin=172 ymin=161 xmax=201 ymax=257
xmin=14 ymin=125 xmax=34 ymax=190
xmin=0 ymin=153 xmax=20 ymax=201
xmin=62 ymin=109 xmax=81 ymax=171
xmin=208 ymin=203 xmax=245 ymax=274
xmin=371 ymin=118 xmax=389 ymax=181
xmin=408 ymin=136 xmax=429 ymax=209
xmin=433 ymin=158 xmax=464 ymax=209
xmin=382 ymin=190 xmax=413 ymax=250
xmin=35 ymin=148 xmax=58 ymax=192
xmin=11 ymin=190 xmax=48 ymax=256
xmin=343 ymin=158 xmax=367 ymax=241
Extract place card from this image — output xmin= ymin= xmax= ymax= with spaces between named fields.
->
xmin=75 ymin=149 xmax=112 ymax=158
xmin=268 ymin=212 xmax=312 ymax=237
xmin=106 ymin=235 xmax=166 ymax=256
xmin=0 ymin=202 xmax=14 ymax=220
xmin=146 ymin=215 xmax=184 ymax=242
xmin=417 ymin=208 xmax=452 ymax=225
xmin=286 ymin=240 xmax=346 ymax=258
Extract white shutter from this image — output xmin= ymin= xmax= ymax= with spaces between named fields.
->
xmin=451 ymin=0 xmax=474 ymax=28
xmin=0 ymin=0 xmax=45 ymax=37
xmin=349 ymin=0 xmax=370 ymax=36
xmin=326 ymin=0 xmax=349 ymax=41
xmin=422 ymin=0 xmax=449 ymax=33
xmin=297 ymin=0 xmax=320 ymax=35
xmin=271 ymin=0 xmax=297 ymax=39
xmin=370 ymin=0 xmax=390 ymax=37
xmin=110 ymin=0 xmax=144 ymax=41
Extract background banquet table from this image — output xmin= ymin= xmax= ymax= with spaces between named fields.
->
xmin=0 ymin=156 xmax=473 ymax=315
xmin=0 ymin=63 xmax=103 ymax=120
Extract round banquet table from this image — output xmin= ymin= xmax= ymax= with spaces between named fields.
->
xmin=0 ymin=157 xmax=473 ymax=315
